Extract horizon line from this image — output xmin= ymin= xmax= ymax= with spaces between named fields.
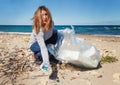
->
xmin=0 ymin=24 xmax=120 ymax=26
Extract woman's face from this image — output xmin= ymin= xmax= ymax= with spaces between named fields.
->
xmin=41 ymin=9 xmax=48 ymax=24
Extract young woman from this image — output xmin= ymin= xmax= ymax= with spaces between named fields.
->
xmin=29 ymin=6 xmax=58 ymax=71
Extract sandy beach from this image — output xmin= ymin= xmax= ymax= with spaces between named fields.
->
xmin=0 ymin=33 xmax=120 ymax=85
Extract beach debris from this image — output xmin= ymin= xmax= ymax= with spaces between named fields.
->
xmin=56 ymin=79 xmax=60 ymax=83
xmin=71 ymin=77 xmax=77 ymax=80
xmin=97 ymin=75 xmax=103 ymax=78
xmin=77 ymin=73 xmax=80 ymax=75
xmin=100 ymin=54 xmax=118 ymax=64
xmin=0 ymin=47 xmax=34 ymax=85
xmin=62 ymin=76 xmax=65 ymax=79
xmin=101 ymin=50 xmax=118 ymax=64
xmin=59 ymin=61 xmax=68 ymax=70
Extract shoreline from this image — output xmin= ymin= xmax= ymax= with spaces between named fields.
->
xmin=0 ymin=32 xmax=120 ymax=37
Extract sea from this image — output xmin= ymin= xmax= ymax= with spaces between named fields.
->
xmin=0 ymin=25 xmax=120 ymax=36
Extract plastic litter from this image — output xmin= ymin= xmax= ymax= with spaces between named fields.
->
xmin=48 ymin=28 xmax=101 ymax=68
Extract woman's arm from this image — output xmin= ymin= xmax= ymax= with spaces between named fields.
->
xmin=29 ymin=30 xmax=36 ymax=48
xmin=36 ymin=29 xmax=50 ymax=67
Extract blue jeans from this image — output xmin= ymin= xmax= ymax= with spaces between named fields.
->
xmin=30 ymin=41 xmax=41 ymax=57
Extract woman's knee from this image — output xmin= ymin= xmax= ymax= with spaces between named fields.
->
xmin=30 ymin=42 xmax=40 ymax=52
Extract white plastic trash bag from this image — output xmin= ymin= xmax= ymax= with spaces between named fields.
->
xmin=56 ymin=28 xmax=101 ymax=68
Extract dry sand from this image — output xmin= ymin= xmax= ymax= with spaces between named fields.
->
xmin=0 ymin=33 xmax=120 ymax=85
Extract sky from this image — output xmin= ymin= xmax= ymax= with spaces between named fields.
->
xmin=0 ymin=0 xmax=120 ymax=25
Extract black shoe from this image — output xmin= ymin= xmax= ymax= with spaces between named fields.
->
xmin=49 ymin=71 xmax=58 ymax=80
xmin=49 ymin=63 xmax=58 ymax=80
